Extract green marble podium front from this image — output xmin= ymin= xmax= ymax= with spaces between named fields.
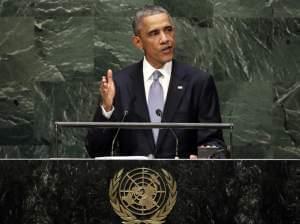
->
xmin=0 ymin=160 xmax=298 ymax=223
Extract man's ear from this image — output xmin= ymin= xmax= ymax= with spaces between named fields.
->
xmin=132 ymin=35 xmax=143 ymax=50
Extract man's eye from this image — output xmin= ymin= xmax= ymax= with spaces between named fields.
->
xmin=149 ymin=30 xmax=159 ymax=36
xmin=166 ymin=27 xmax=173 ymax=32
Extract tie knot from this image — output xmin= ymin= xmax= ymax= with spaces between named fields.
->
xmin=152 ymin=70 xmax=162 ymax=81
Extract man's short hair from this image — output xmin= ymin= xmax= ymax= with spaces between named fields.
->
xmin=132 ymin=5 xmax=172 ymax=35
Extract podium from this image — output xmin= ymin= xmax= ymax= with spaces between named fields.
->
xmin=0 ymin=160 xmax=298 ymax=223
xmin=54 ymin=121 xmax=234 ymax=158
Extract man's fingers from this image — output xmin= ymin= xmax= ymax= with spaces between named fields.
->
xmin=100 ymin=69 xmax=113 ymax=85
xmin=100 ymin=76 xmax=106 ymax=89
xmin=99 ymin=70 xmax=114 ymax=99
xmin=107 ymin=69 xmax=113 ymax=82
xmin=189 ymin=154 xmax=198 ymax=160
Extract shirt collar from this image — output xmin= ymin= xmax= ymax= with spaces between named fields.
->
xmin=143 ymin=57 xmax=172 ymax=81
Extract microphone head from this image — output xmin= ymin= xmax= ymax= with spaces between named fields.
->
xmin=155 ymin=109 xmax=163 ymax=117
xmin=147 ymin=154 xmax=155 ymax=159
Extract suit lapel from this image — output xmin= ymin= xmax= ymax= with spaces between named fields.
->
xmin=130 ymin=61 xmax=149 ymax=121
xmin=157 ymin=60 xmax=188 ymax=149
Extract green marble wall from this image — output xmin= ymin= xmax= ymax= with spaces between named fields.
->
xmin=0 ymin=0 xmax=300 ymax=158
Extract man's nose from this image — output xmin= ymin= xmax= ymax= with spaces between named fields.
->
xmin=160 ymin=32 xmax=169 ymax=44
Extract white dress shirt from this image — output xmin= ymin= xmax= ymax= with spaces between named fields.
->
xmin=143 ymin=57 xmax=172 ymax=102
xmin=101 ymin=57 xmax=172 ymax=117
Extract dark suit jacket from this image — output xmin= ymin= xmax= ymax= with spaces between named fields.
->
xmin=86 ymin=59 xmax=224 ymax=158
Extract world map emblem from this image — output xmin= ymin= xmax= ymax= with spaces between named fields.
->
xmin=109 ymin=168 xmax=177 ymax=224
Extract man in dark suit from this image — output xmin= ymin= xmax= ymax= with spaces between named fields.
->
xmin=86 ymin=5 xmax=224 ymax=159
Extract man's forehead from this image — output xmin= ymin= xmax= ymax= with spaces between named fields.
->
xmin=140 ymin=13 xmax=173 ymax=29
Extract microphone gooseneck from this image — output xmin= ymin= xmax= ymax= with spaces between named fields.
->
xmin=156 ymin=109 xmax=179 ymax=159
xmin=111 ymin=110 xmax=128 ymax=156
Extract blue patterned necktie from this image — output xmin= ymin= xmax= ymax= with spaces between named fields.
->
xmin=148 ymin=70 xmax=164 ymax=143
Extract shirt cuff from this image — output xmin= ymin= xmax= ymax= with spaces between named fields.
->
xmin=100 ymin=105 xmax=115 ymax=119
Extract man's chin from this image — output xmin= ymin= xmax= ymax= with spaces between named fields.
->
xmin=161 ymin=52 xmax=174 ymax=61
xmin=147 ymin=55 xmax=173 ymax=68
xmin=162 ymin=56 xmax=174 ymax=64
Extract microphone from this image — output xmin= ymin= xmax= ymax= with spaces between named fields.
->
xmin=155 ymin=109 xmax=179 ymax=159
xmin=111 ymin=110 xmax=128 ymax=156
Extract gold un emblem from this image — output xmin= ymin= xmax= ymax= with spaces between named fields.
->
xmin=109 ymin=168 xmax=177 ymax=224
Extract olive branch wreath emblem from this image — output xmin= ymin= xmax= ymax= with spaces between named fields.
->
xmin=109 ymin=168 xmax=177 ymax=224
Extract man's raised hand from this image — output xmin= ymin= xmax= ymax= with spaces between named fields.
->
xmin=99 ymin=69 xmax=115 ymax=111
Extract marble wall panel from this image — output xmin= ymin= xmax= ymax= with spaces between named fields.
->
xmin=34 ymin=16 xmax=95 ymax=81
xmin=0 ymin=0 xmax=95 ymax=17
xmin=272 ymin=18 xmax=300 ymax=82
xmin=34 ymin=0 xmax=94 ymax=17
xmin=0 ymin=16 xmax=64 ymax=150
xmin=211 ymin=0 xmax=273 ymax=18
xmin=0 ymin=17 xmax=62 ymax=83
xmin=34 ymin=81 xmax=98 ymax=157
xmin=211 ymin=17 xmax=273 ymax=81
xmin=155 ymin=0 xmax=213 ymax=21
xmin=94 ymin=0 xmax=152 ymax=75
xmin=273 ymin=0 xmax=300 ymax=17
xmin=0 ymin=84 xmax=34 ymax=145
xmin=271 ymin=16 xmax=300 ymax=158
xmin=0 ymin=18 xmax=35 ymax=83
xmin=273 ymin=81 xmax=300 ymax=158
xmin=219 ymin=81 xmax=273 ymax=158
xmin=0 ymin=0 xmax=35 ymax=17
xmin=173 ymin=17 xmax=214 ymax=73
xmin=0 ymin=18 xmax=35 ymax=146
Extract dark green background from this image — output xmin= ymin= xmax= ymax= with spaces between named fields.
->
xmin=0 ymin=0 xmax=300 ymax=158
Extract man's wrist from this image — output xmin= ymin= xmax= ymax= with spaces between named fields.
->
xmin=100 ymin=105 xmax=114 ymax=119
xmin=103 ymin=105 xmax=112 ymax=112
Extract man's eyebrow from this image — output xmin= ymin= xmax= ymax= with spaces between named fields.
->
xmin=165 ymin=25 xmax=174 ymax=29
xmin=147 ymin=28 xmax=159 ymax=34
xmin=148 ymin=25 xmax=173 ymax=32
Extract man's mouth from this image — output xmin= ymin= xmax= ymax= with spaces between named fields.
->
xmin=161 ymin=46 xmax=173 ymax=53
